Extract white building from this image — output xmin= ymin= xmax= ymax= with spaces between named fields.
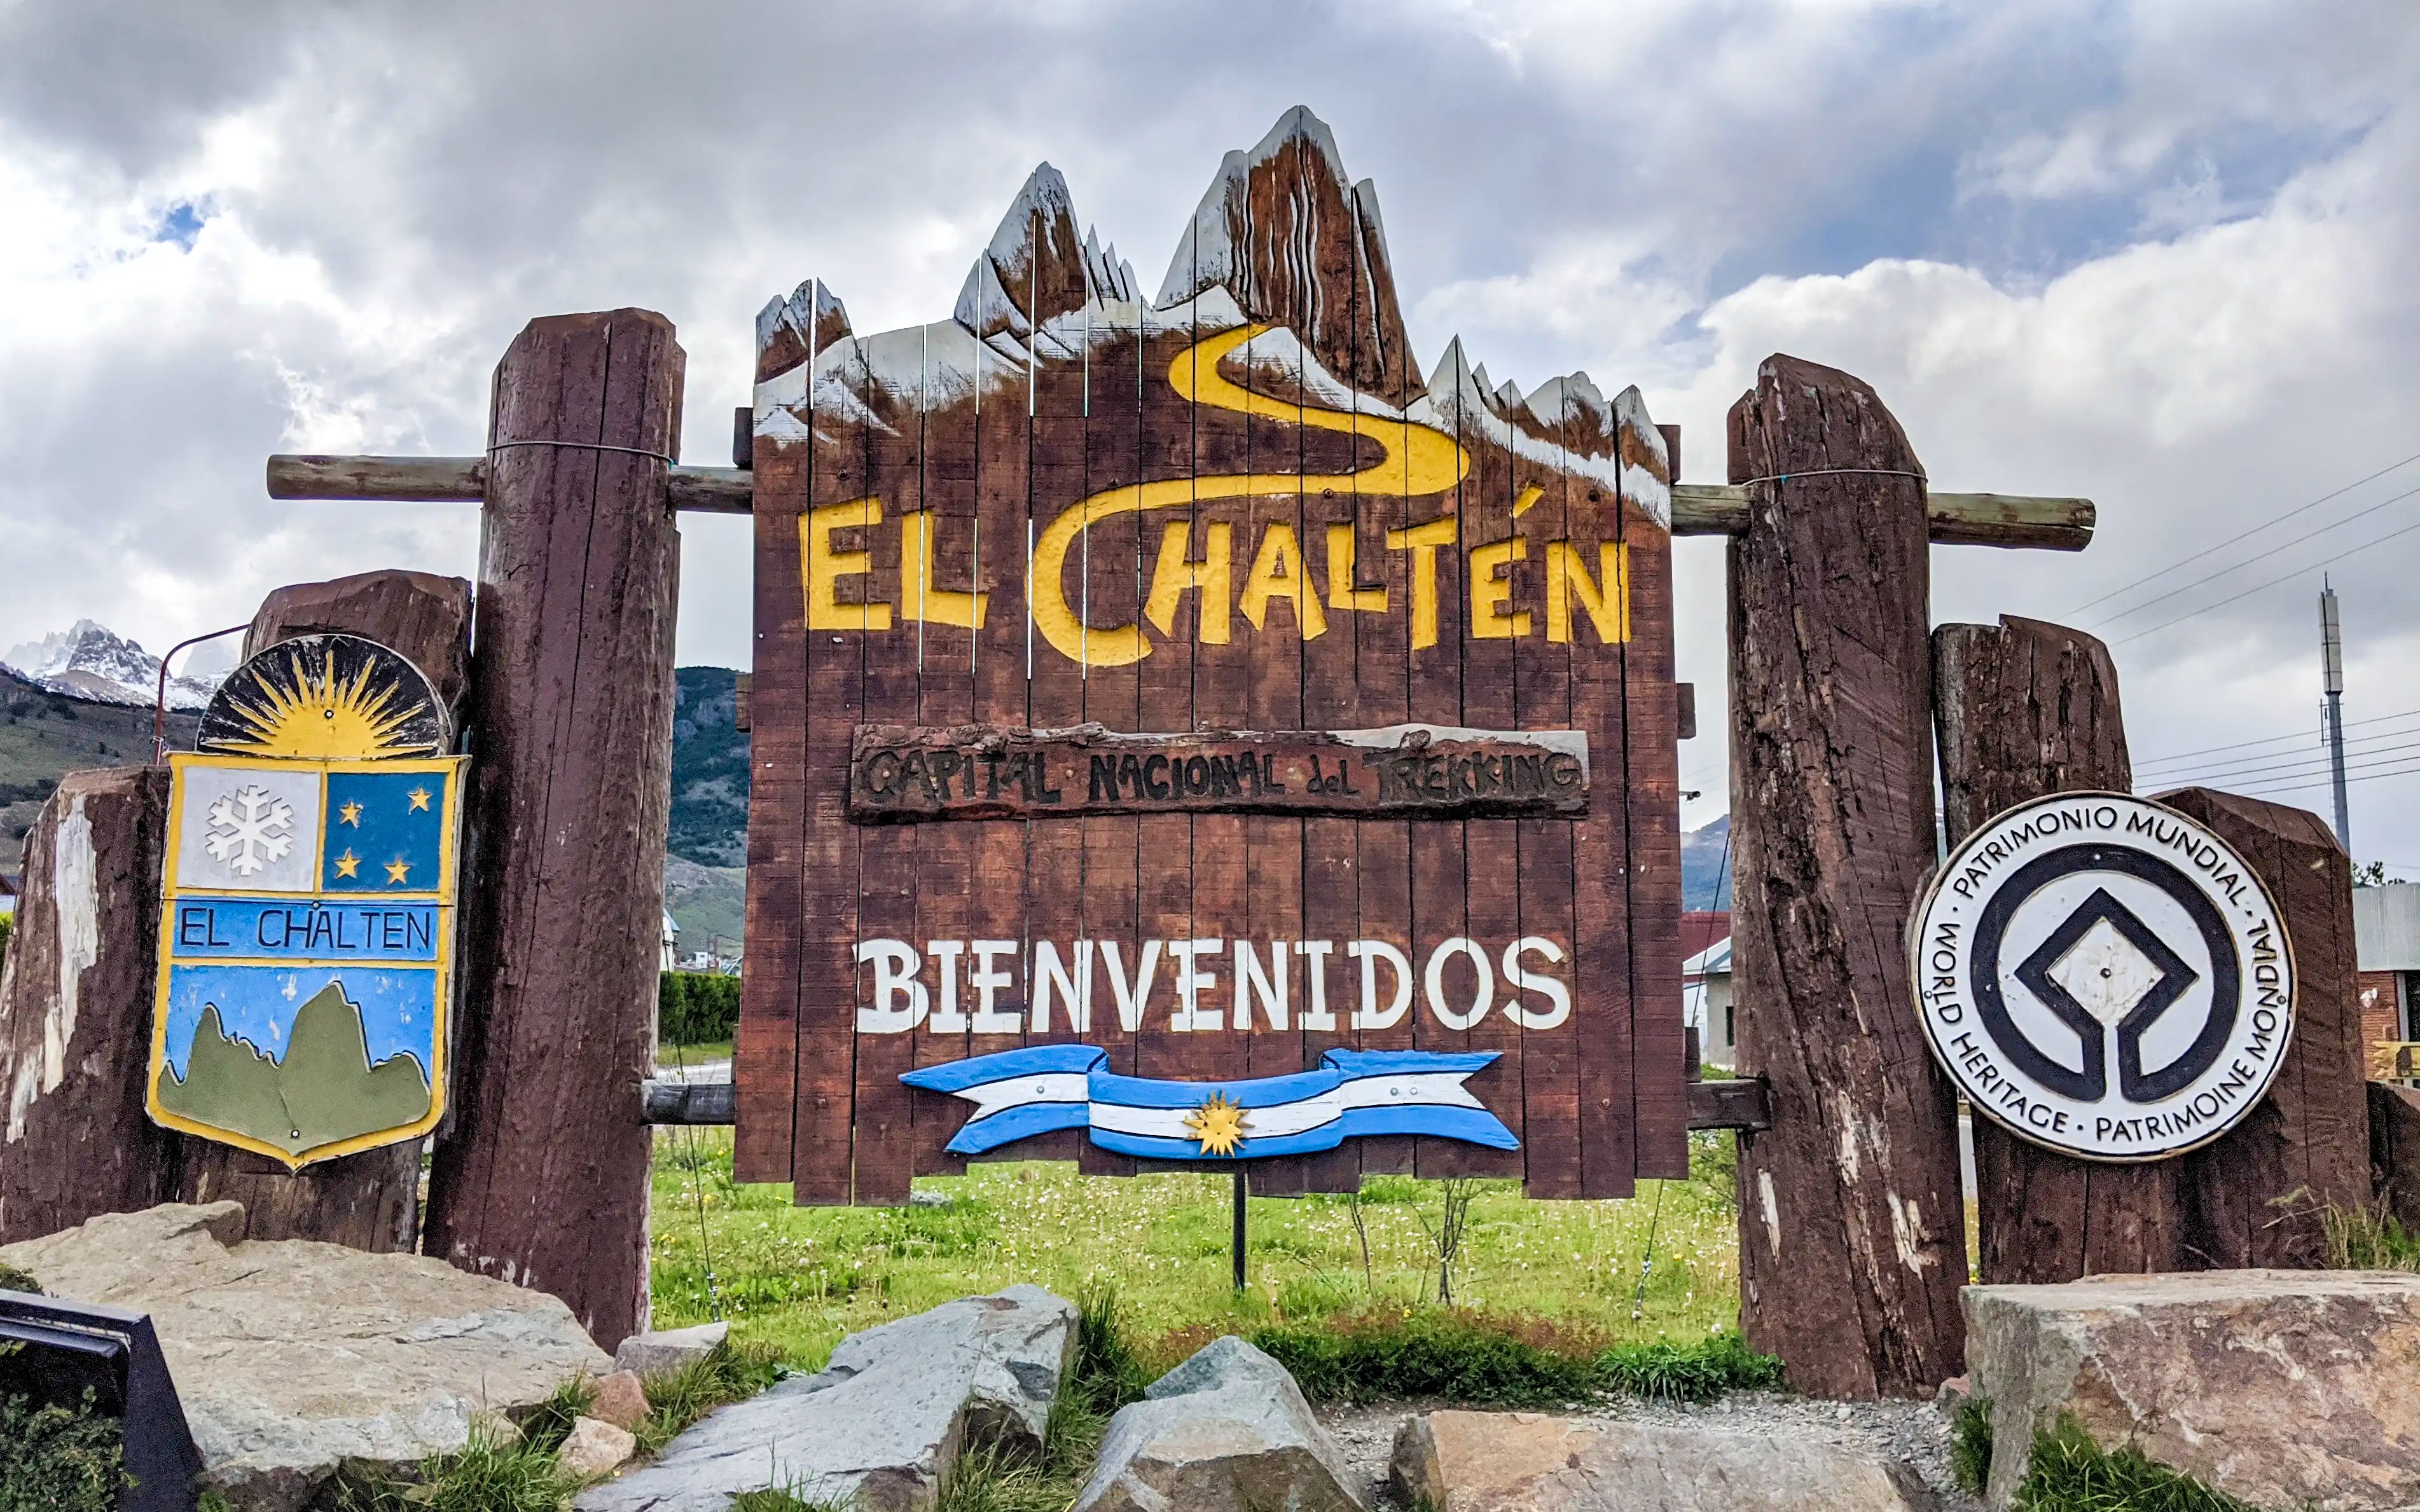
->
xmin=1682 ymin=931 xmax=1736 ymax=1072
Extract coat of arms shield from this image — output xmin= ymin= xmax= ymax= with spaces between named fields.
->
xmin=149 ymin=634 xmax=464 ymax=1168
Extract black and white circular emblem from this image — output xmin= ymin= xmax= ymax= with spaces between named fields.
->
xmin=1910 ymin=792 xmax=2294 ymax=1161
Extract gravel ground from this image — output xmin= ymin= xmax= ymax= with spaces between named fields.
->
xmin=1314 ymin=1392 xmax=1984 ymax=1509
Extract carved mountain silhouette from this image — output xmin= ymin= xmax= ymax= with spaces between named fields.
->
xmin=158 ymin=983 xmax=432 ymax=1159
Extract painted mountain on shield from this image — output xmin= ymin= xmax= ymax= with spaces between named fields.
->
xmin=157 ymin=983 xmax=432 ymax=1159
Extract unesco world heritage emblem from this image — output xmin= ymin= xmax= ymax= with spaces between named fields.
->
xmin=1911 ymin=792 xmax=2294 ymax=1161
xmin=149 ymin=635 xmax=465 ymax=1169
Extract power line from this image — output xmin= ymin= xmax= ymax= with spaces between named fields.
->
xmin=2233 ymin=757 xmax=2420 ymax=800
xmin=2110 ymin=509 xmax=2420 ymax=647
xmin=2089 ymin=483 xmax=2420 ymax=629
xmin=2063 ymin=450 xmax=2420 ymax=619
xmin=2129 ymin=705 xmax=2420 ymax=769
xmin=2164 ymin=739 xmax=2420 ymax=793
xmin=2139 ymin=728 xmax=2420 ymax=786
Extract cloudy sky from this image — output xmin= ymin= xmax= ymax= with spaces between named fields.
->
xmin=3 ymin=1 xmax=2415 ymax=862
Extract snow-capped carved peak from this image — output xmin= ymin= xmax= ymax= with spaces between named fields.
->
xmin=2 ymin=619 xmax=221 ymax=710
xmin=1154 ymin=106 xmax=1418 ymax=406
xmin=955 ymin=162 xmax=1092 ymax=345
xmin=757 ymin=278 xmax=852 ymax=384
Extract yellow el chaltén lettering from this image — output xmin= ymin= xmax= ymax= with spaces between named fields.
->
xmin=1385 ymin=516 xmax=1457 ymax=651
xmin=1240 ymin=523 xmax=1326 ymax=639
xmin=1324 ymin=524 xmax=1387 ymax=612
xmin=1545 ymin=540 xmax=1629 ymax=644
xmin=1469 ymin=537 xmax=1531 ymax=640
xmin=1144 ymin=522 xmax=1232 ymax=644
xmin=899 ymin=509 xmax=987 ymax=628
xmin=1028 ymin=324 xmax=1470 ymax=667
xmin=803 ymin=498 xmax=892 ymax=631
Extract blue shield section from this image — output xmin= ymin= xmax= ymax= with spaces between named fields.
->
xmin=321 ymin=770 xmax=451 ymax=893
xmin=162 ymin=964 xmax=438 ymax=1081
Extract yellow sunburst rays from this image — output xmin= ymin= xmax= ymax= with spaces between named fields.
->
xmin=1184 ymin=1092 xmax=1250 ymax=1157
xmin=218 ymin=645 xmax=427 ymax=760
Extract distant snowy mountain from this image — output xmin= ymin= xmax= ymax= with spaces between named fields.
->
xmin=1 ymin=619 xmax=222 ymax=710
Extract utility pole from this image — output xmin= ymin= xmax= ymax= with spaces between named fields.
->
xmin=2321 ymin=579 xmax=2351 ymax=852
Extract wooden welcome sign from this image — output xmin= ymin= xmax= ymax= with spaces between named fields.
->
xmin=736 ymin=107 xmax=1685 ymax=1201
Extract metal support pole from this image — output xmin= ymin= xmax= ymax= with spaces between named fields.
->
xmin=2321 ymin=580 xmax=2351 ymax=853
xmin=1232 ymin=1168 xmax=1248 ymax=1292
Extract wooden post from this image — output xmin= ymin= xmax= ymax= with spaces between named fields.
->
xmin=1932 ymin=616 xmax=2187 ymax=1281
xmin=174 ymin=569 xmax=473 ymax=1253
xmin=421 ymin=310 xmax=683 ymax=1348
xmin=0 ymin=769 xmax=183 ymax=1242
xmin=1727 ymin=354 xmax=1967 ymax=1398
xmin=2159 ymin=788 xmax=2370 ymax=1265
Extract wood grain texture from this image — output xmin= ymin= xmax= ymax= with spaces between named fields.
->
xmin=1727 ymin=353 xmax=1966 ymax=1398
xmin=422 ymin=308 xmax=682 ymax=1349
xmin=175 ymin=568 xmax=474 ymax=1253
xmin=0 ymin=768 xmax=184 ymax=1244
xmin=2159 ymin=787 xmax=2371 ymax=1267
xmin=1931 ymin=615 xmax=2185 ymax=1282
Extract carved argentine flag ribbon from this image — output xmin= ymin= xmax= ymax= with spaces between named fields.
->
xmin=901 ymin=1046 xmax=1517 ymax=1160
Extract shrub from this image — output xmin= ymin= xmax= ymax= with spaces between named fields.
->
xmin=659 ymin=971 xmax=742 ymax=1047
xmin=0 ymin=1387 xmax=128 ymax=1512
xmin=1236 ymin=1310 xmax=1780 ymax=1409
xmin=2014 ymin=1417 xmax=2253 ymax=1512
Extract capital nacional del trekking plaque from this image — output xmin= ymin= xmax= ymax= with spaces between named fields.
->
xmin=735 ymin=107 xmax=1687 ymax=1202
xmin=1911 ymin=791 xmax=2295 ymax=1161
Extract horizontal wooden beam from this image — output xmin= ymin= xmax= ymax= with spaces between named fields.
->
xmin=270 ymin=455 xmax=2092 ymax=549
xmin=266 ymin=455 xmax=751 ymax=514
xmin=642 ymin=1079 xmax=735 ymax=1125
xmin=1686 ymin=1076 xmax=1772 ymax=1133
xmin=1671 ymin=483 xmax=2094 ymax=551
xmin=643 ymin=1075 xmax=1771 ymax=1134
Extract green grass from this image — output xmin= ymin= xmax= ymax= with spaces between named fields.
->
xmin=649 ymin=1130 xmax=1745 ymax=1370
xmin=658 ymin=1039 xmax=734 ymax=1068
xmin=1951 ymin=1396 xmax=1994 ymax=1494
xmin=2012 ymin=1417 xmax=2256 ymax=1511
xmin=334 ymin=1419 xmax=583 ymax=1512
xmin=2320 ymin=1200 xmax=2420 ymax=1271
xmin=1245 ymin=1308 xmax=1777 ymax=1407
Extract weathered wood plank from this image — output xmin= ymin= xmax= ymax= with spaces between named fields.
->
xmin=176 ymin=569 xmax=473 ymax=1254
xmin=0 ymin=768 xmax=184 ymax=1244
xmin=2161 ymin=788 xmax=2370 ymax=1266
xmin=1687 ymin=1078 xmax=1773 ymax=1132
xmin=422 ymin=308 xmax=682 ymax=1348
xmin=1728 ymin=353 xmax=1966 ymax=1398
xmin=1931 ymin=614 xmax=2186 ymax=1283
xmin=1673 ymin=483 xmax=2094 ymax=549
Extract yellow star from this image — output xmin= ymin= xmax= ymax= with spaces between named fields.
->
xmin=334 ymin=849 xmax=361 ymax=879
xmin=338 ymin=801 xmax=364 ymax=827
xmin=406 ymin=786 xmax=432 ymax=813
xmin=1183 ymin=1092 xmax=1248 ymax=1157
xmin=384 ymin=857 xmax=411 ymax=885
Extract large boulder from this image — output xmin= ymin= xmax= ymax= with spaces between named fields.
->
xmin=0 ymin=1202 xmax=610 ymax=1511
xmin=577 ymin=1284 xmax=1073 ymax=1511
xmin=1072 ymin=1335 xmax=1364 ymax=1512
xmin=1965 ymin=1270 xmax=2420 ymax=1510
xmin=1388 ymin=1411 xmax=1938 ymax=1512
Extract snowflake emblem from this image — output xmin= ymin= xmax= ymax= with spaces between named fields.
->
xmin=204 ymin=784 xmax=296 ymax=876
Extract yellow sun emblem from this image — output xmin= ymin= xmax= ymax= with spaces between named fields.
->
xmin=1184 ymin=1092 xmax=1249 ymax=1157
xmin=211 ymin=645 xmax=431 ymax=760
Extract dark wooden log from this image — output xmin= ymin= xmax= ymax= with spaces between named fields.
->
xmin=173 ymin=570 xmax=473 ymax=1254
xmin=2159 ymin=788 xmax=2370 ymax=1266
xmin=1727 ymin=354 xmax=1967 ymax=1398
xmin=1932 ymin=615 xmax=2188 ymax=1281
xmin=422 ymin=309 xmax=683 ymax=1348
xmin=0 ymin=769 xmax=184 ymax=1242
xmin=2372 ymin=1082 xmax=2420 ymax=1234
xmin=846 ymin=722 xmax=1589 ymax=822
xmin=642 ymin=1080 xmax=736 ymax=1125
xmin=1687 ymin=1078 xmax=1772 ymax=1133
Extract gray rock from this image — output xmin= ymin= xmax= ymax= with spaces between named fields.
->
xmin=1074 ymin=1335 xmax=1364 ymax=1512
xmin=1388 ymin=1410 xmax=1939 ymax=1511
xmin=577 ymin=1284 xmax=1074 ymax=1512
xmin=560 ymin=1415 xmax=639 ymax=1480
xmin=615 ymin=1319 xmax=729 ymax=1377
xmin=1965 ymin=1269 xmax=2420 ymax=1511
xmin=0 ymin=1202 xmax=611 ymax=1512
